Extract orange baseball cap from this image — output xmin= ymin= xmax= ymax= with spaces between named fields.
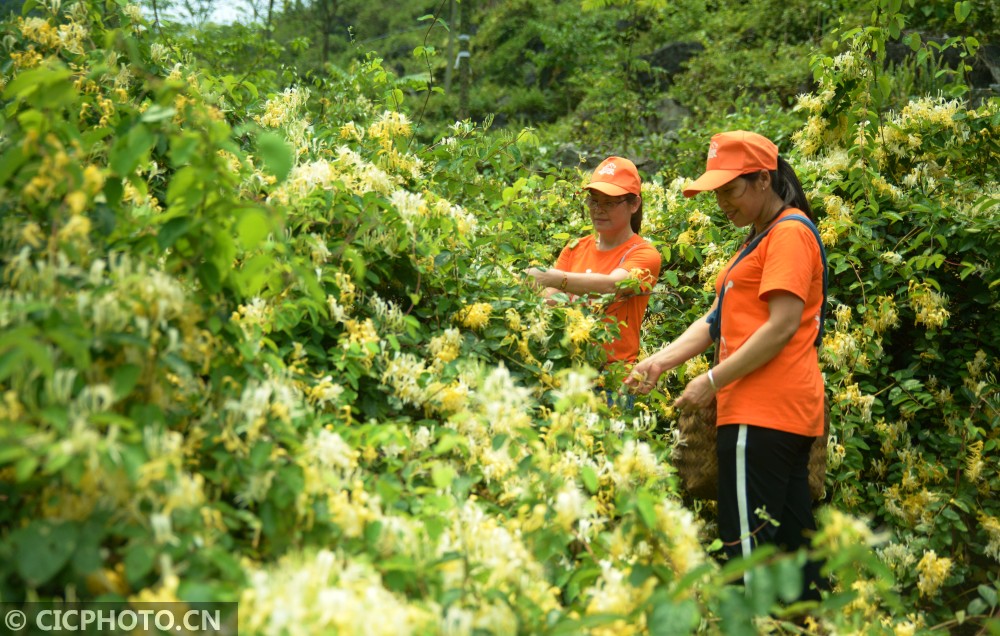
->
xmin=682 ymin=131 xmax=778 ymax=197
xmin=584 ymin=156 xmax=641 ymax=197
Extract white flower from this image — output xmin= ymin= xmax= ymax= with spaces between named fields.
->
xmin=308 ymin=429 xmax=358 ymax=472
xmin=553 ymin=481 xmax=587 ymax=530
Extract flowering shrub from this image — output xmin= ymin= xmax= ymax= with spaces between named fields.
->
xmin=0 ymin=0 xmax=998 ymax=634
xmin=636 ymin=4 xmax=1000 ymax=631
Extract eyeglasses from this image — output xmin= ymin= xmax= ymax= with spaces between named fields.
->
xmin=585 ymin=196 xmax=629 ymax=211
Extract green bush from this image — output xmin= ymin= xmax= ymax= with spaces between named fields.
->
xmin=1 ymin=0 xmax=998 ymax=634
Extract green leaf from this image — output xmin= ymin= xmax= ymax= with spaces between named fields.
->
xmin=966 ymin=599 xmax=986 ymax=618
xmin=3 ymin=65 xmax=74 ymax=108
xmin=774 ymin=557 xmax=805 ymax=602
xmin=15 ymin=521 xmax=79 ymax=587
xmin=0 ymin=446 xmax=27 ymax=465
xmin=112 ymin=364 xmax=142 ymax=400
xmin=431 ymin=462 xmax=456 ymax=489
xmin=257 ymin=132 xmax=294 ymax=183
xmin=157 ymin=216 xmax=194 ymax=250
xmin=110 ymin=124 xmax=155 ymax=176
xmin=124 ymin=543 xmax=157 ymax=585
xmin=433 ymin=433 xmax=464 ymax=456
xmin=103 ymin=176 xmax=123 ymax=207
xmin=140 ymin=105 xmax=177 ymax=123
xmin=235 ymin=207 xmax=272 ymax=248
xmin=71 ymin=520 xmax=105 ymax=575
xmin=648 ymin=598 xmax=700 ymax=636
xmin=0 ymin=348 xmax=26 ymax=383
xmin=978 ymin=584 xmax=998 ymax=608
xmin=888 ymin=20 xmax=900 ymax=40
xmin=236 ymin=254 xmax=273 ymax=295
xmin=581 ymin=465 xmax=599 ymax=494
xmin=955 ymin=1 xmax=972 ymax=23
xmin=876 ymin=75 xmax=893 ymax=105
xmin=170 ymin=132 xmax=201 ymax=167
xmin=15 ymin=455 xmax=38 ymax=481
xmin=0 ymin=145 xmax=25 ymax=185
xmin=166 ymin=165 xmax=201 ymax=208
xmin=635 ymin=492 xmax=657 ymax=528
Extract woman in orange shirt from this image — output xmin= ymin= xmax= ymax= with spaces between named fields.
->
xmin=625 ymin=131 xmax=826 ymax=603
xmin=525 ymin=157 xmax=661 ymax=372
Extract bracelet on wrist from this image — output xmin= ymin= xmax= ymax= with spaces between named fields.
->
xmin=707 ymin=368 xmax=719 ymax=392
xmin=558 ymin=273 xmax=569 ymax=291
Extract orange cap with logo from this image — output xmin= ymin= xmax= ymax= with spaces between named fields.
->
xmin=682 ymin=131 xmax=778 ymax=197
xmin=585 ymin=156 xmax=641 ymax=197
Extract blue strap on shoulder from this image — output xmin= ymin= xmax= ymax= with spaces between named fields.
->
xmin=705 ymin=214 xmax=827 ymax=347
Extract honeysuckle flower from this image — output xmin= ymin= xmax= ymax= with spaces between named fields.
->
xmin=916 ymin=550 xmax=952 ymax=598
xmin=908 ymin=280 xmax=950 ymax=330
xmin=457 ymin=302 xmax=492 ymax=331
xmin=980 ymin=514 xmax=1000 ymax=562
xmin=429 ymin=328 xmax=462 ymax=363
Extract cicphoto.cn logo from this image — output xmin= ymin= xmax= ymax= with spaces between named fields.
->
xmin=1 ymin=603 xmax=237 ymax=635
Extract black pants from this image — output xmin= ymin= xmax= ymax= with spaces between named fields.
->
xmin=717 ymin=424 xmax=824 ymax=602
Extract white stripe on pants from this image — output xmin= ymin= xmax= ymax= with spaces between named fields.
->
xmin=734 ymin=424 xmax=753 ymax=586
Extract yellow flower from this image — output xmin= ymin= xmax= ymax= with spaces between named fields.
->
xmin=344 ymin=318 xmax=379 ymax=352
xmin=85 ymin=564 xmax=130 ymax=596
xmin=380 ymin=352 xmax=426 ymax=407
xmin=20 ymin=222 xmax=45 ymax=248
xmin=19 ymin=17 xmax=60 ymax=48
xmin=436 ymin=381 xmax=469 ymax=413
xmin=58 ymin=213 xmax=91 ymax=241
xmin=966 ymin=350 xmax=988 ymax=378
xmin=368 ymin=110 xmax=412 ymax=140
xmin=908 ymin=280 xmax=950 ymax=330
xmin=979 ymin=513 xmax=1000 ymax=562
xmin=964 ymin=440 xmax=984 ymax=483
xmin=11 ymin=49 xmax=44 ymax=69
xmin=563 ymin=307 xmax=596 ymax=349
xmin=82 ymin=164 xmax=105 ymax=195
xmin=458 ymin=302 xmax=492 ymax=330
xmin=130 ymin=573 xmax=181 ymax=604
xmin=254 ymin=87 xmax=308 ymax=128
xmin=504 ymin=307 xmax=522 ymax=332
xmin=65 ymin=190 xmax=87 ymax=215
xmin=675 ymin=229 xmax=694 ymax=245
xmin=339 ymin=121 xmax=363 ymax=140
xmin=916 ymin=550 xmax=952 ymax=598
xmin=231 ymin=297 xmax=273 ymax=336
xmin=428 ymin=328 xmax=462 ymax=363
xmin=334 ymin=271 xmax=356 ymax=307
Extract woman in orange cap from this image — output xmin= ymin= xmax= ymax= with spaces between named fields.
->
xmin=525 ymin=156 xmax=661 ymax=373
xmin=624 ymin=131 xmax=827 ymax=602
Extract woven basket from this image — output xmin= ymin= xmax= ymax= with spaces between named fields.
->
xmin=672 ymin=396 xmax=830 ymax=501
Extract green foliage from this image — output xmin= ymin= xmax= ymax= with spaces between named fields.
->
xmin=1 ymin=0 xmax=999 ymax=633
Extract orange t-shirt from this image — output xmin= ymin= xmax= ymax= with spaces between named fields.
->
xmin=555 ymin=234 xmax=661 ymax=363
xmin=713 ymin=210 xmax=825 ymax=437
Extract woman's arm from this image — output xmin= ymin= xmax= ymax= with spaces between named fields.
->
xmin=674 ymin=290 xmax=804 ymax=410
xmin=525 ymin=267 xmax=630 ymax=297
xmin=624 ymin=303 xmax=717 ymax=393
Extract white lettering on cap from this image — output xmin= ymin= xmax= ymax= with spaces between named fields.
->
xmin=707 ymin=141 xmax=719 ymax=160
xmin=597 ymin=162 xmax=616 ymax=176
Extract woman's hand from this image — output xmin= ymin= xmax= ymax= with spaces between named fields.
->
xmin=673 ymin=372 xmax=716 ymax=412
xmin=524 ymin=267 xmax=550 ymax=290
xmin=623 ymin=353 xmax=670 ymax=395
